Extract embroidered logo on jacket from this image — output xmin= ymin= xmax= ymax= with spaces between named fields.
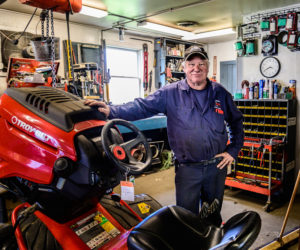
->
xmin=214 ymin=100 xmax=224 ymax=115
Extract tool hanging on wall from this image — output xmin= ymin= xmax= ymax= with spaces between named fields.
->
xmin=148 ymin=70 xmax=152 ymax=92
xmin=249 ymin=145 xmax=255 ymax=177
xmin=143 ymin=43 xmax=148 ymax=91
xmin=277 ymin=14 xmax=287 ymax=31
xmin=153 ymin=49 xmax=158 ymax=67
xmin=277 ymin=31 xmax=288 ymax=46
xmin=245 ymin=40 xmax=255 ymax=56
xmin=101 ymin=39 xmax=110 ymax=102
xmin=285 ymin=12 xmax=297 ymax=31
xmin=261 ymin=35 xmax=278 ymax=56
xmin=64 ymin=39 xmax=73 ymax=80
xmin=65 ymin=11 xmax=78 ymax=95
xmin=260 ymin=17 xmax=270 ymax=31
xmin=287 ymin=31 xmax=297 ymax=49
xmin=235 ymin=40 xmax=244 ymax=57
xmin=269 ymin=16 xmax=278 ymax=35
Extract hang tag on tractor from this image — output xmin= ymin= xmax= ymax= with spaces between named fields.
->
xmin=120 ymin=181 xmax=134 ymax=201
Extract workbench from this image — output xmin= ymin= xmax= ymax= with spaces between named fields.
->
xmin=117 ymin=115 xmax=168 ymax=166
xmin=117 ymin=115 xmax=167 ymax=133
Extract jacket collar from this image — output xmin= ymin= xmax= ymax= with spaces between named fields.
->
xmin=179 ymin=78 xmax=212 ymax=92
xmin=179 ymin=78 xmax=216 ymax=114
xmin=178 ymin=79 xmax=190 ymax=91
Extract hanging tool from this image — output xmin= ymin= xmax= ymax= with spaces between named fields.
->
xmin=235 ymin=150 xmax=244 ymax=177
xmin=65 ymin=40 xmax=72 ymax=80
xmin=153 ymin=49 xmax=158 ymax=67
xmin=258 ymin=148 xmax=266 ymax=169
xmin=101 ymin=39 xmax=110 ymax=102
xmin=249 ymin=145 xmax=255 ymax=172
xmin=143 ymin=43 xmax=148 ymax=91
xmin=65 ymin=11 xmax=78 ymax=95
xmin=148 ymin=70 xmax=152 ymax=92
xmin=257 ymin=144 xmax=267 ymax=186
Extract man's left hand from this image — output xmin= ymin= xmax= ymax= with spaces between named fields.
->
xmin=215 ymin=152 xmax=234 ymax=169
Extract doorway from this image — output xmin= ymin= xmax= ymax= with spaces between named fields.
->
xmin=220 ymin=60 xmax=237 ymax=95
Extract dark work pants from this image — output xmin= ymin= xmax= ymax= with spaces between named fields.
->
xmin=175 ymin=162 xmax=227 ymax=226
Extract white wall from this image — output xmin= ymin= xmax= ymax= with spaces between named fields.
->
xmin=0 ymin=9 xmax=155 ymax=96
xmin=207 ymin=40 xmax=236 ymax=83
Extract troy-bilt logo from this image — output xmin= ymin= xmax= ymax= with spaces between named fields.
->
xmin=11 ymin=116 xmax=50 ymax=142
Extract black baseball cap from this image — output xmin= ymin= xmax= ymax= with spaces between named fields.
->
xmin=184 ymin=45 xmax=209 ymax=61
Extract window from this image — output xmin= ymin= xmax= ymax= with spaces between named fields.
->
xmin=106 ymin=47 xmax=142 ymax=104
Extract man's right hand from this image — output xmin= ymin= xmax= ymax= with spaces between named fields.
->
xmin=84 ymin=99 xmax=110 ymax=118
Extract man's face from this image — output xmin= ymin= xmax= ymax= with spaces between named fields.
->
xmin=183 ymin=56 xmax=209 ymax=88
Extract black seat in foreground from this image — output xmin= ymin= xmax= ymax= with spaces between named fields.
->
xmin=127 ymin=205 xmax=261 ymax=250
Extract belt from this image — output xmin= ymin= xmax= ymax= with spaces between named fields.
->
xmin=179 ymin=156 xmax=223 ymax=167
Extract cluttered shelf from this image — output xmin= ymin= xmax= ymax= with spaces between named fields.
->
xmin=154 ymin=38 xmax=201 ymax=86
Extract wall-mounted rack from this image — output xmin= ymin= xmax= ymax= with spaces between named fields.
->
xmin=247 ymin=6 xmax=300 ymax=23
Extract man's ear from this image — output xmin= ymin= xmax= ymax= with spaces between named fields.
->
xmin=182 ymin=61 xmax=187 ymax=73
xmin=206 ymin=61 xmax=210 ymax=71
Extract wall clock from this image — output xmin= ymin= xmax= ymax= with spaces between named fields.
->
xmin=259 ymin=56 xmax=281 ymax=78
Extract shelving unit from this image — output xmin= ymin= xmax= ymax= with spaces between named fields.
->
xmin=226 ymin=99 xmax=297 ymax=211
xmin=154 ymin=38 xmax=200 ymax=88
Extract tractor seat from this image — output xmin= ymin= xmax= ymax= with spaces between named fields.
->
xmin=127 ymin=205 xmax=261 ymax=250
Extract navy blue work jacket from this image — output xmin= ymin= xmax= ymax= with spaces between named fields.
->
xmin=109 ymin=79 xmax=244 ymax=164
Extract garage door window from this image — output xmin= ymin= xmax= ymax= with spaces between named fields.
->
xmin=107 ymin=47 xmax=142 ymax=104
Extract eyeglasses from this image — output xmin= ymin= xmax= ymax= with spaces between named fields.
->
xmin=187 ymin=62 xmax=207 ymax=69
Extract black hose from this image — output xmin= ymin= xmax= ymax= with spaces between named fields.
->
xmin=15 ymin=8 xmax=38 ymax=42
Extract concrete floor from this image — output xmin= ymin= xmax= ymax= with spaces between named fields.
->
xmin=115 ymin=166 xmax=300 ymax=249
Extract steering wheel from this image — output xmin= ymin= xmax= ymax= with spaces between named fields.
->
xmin=101 ymin=119 xmax=152 ymax=175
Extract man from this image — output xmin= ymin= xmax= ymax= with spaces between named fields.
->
xmin=85 ymin=46 xmax=244 ymax=226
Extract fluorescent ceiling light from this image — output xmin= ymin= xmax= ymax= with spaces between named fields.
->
xmin=182 ymin=28 xmax=236 ymax=40
xmin=80 ymin=5 xmax=108 ymax=18
xmin=137 ymin=21 xmax=191 ymax=37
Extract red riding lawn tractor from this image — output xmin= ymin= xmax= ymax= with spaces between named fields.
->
xmin=0 ymin=86 xmax=261 ymax=250
xmin=0 ymin=1 xmax=261 ymax=249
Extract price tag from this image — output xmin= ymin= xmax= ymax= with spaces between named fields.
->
xmin=120 ymin=181 xmax=134 ymax=201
